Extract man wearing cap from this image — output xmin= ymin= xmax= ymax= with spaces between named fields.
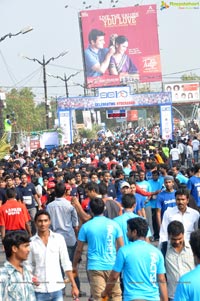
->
xmin=156 ymin=175 xmax=176 ymax=233
xmin=46 ymin=180 xmax=56 ymax=206
xmin=65 ymin=183 xmax=72 ymax=202
xmin=116 ymin=181 xmax=131 ymax=203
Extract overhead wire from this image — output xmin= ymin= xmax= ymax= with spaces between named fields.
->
xmin=0 ymin=50 xmax=18 ymax=85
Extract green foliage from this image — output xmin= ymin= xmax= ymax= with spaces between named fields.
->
xmin=5 ymin=87 xmax=46 ymax=132
xmin=79 ymin=124 xmax=101 ymax=139
xmin=181 ymin=73 xmax=200 ymax=81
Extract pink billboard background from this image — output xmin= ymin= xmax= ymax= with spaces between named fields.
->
xmin=80 ymin=5 xmax=162 ymax=88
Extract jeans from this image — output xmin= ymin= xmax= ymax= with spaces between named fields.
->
xmin=6 ymin=131 xmax=11 ymax=143
xmin=67 ymin=243 xmax=80 ymax=290
xmin=193 ymin=150 xmax=199 ymax=163
xmin=35 ymin=290 xmax=63 ymax=301
xmin=144 ymin=206 xmax=154 ymax=237
xmin=28 ymin=207 xmax=37 ymax=235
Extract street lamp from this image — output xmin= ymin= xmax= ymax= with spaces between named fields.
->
xmin=0 ymin=26 xmax=33 ymax=42
xmin=47 ymin=71 xmax=80 ymax=98
xmin=23 ymin=51 xmax=68 ymax=129
xmin=47 ymin=71 xmax=81 ymax=139
xmin=0 ymin=26 xmax=33 ymax=138
xmin=73 ymin=81 xmax=98 ymax=97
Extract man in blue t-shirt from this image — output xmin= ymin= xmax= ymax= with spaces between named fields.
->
xmin=136 ymin=170 xmax=154 ymax=237
xmin=84 ymin=29 xmax=115 ymax=77
xmin=187 ymin=163 xmax=200 ymax=208
xmin=102 ymin=217 xmax=168 ymax=301
xmin=174 ymin=229 xmax=200 ymax=301
xmin=156 ymin=175 xmax=176 ymax=233
xmin=114 ymin=194 xmax=151 ymax=245
xmin=73 ymin=197 xmax=123 ymax=301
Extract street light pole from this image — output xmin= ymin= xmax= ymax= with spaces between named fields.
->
xmin=23 ymin=51 xmax=68 ymax=129
xmin=47 ymin=71 xmax=80 ymax=139
xmin=42 ymin=56 xmax=49 ymax=128
xmin=73 ymin=82 xmax=88 ymax=96
xmin=0 ymin=26 xmax=33 ymax=42
xmin=0 ymin=26 xmax=33 ymax=138
xmin=47 ymin=71 xmax=80 ymax=98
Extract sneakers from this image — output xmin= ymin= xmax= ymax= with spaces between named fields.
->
xmin=79 ymin=291 xmax=87 ymax=297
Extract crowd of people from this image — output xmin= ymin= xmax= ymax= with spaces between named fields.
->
xmin=0 ymin=133 xmax=200 ymax=300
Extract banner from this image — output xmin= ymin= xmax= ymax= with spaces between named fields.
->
xmin=40 ymin=132 xmax=59 ymax=149
xmin=160 ymin=105 xmax=173 ymax=140
xmin=59 ymin=110 xmax=72 ymax=145
xmin=83 ymin=111 xmax=92 ymax=130
xmin=57 ymin=92 xmax=171 ymax=110
xmin=164 ymin=82 xmax=200 ymax=103
xmin=30 ymin=136 xmax=40 ymax=152
xmin=80 ymin=5 xmax=162 ymax=88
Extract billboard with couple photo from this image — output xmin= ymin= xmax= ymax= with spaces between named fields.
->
xmin=79 ymin=5 xmax=162 ymax=88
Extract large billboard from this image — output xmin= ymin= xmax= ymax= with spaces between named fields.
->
xmin=80 ymin=5 xmax=162 ymax=88
xmin=164 ymin=82 xmax=199 ymax=103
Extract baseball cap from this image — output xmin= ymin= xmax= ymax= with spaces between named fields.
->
xmin=120 ymin=182 xmax=130 ymax=189
xmin=164 ymin=175 xmax=174 ymax=182
xmin=47 ymin=181 xmax=55 ymax=189
xmin=65 ymin=183 xmax=71 ymax=190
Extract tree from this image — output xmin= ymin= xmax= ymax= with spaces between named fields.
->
xmin=5 ymin=87 xmax=46 ymax=132
xmin=181 ymin=73 xmax=200 ymax=81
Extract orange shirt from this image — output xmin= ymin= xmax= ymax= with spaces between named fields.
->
xmin=0 ymin=199 xmax=30 ymax=230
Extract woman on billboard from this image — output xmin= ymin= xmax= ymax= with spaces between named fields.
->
xmin=109 ymin=35 xmax=138 ymax=75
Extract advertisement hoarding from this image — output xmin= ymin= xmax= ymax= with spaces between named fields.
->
xmin=80 ymin=5 xmax=162 ymax=88
xmin=164 ymin=82 xmax=199 ymax=103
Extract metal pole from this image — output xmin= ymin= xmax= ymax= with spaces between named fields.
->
xmin=64 ymin=74 xmax=69 ymax=98
xmin=0 ymin=99 xmax=3 ymax=138
xmin=42 ymin=56 xmax=49 ymax=129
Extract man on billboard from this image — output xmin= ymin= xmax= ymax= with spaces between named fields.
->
xmin=84 ymin=29 xmax=115 ymax=77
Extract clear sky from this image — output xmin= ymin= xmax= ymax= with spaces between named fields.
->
xmin=0 ymin=0 xmax=200 ymax=100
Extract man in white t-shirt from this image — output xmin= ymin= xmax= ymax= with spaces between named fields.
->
xmin=170 ymin=143 xmax=180 ymax=165
xmin=192 ymin=136 xmax=200 ymax=163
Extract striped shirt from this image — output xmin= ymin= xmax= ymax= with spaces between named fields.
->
xmin=165 ymin=241 xmax=195 ymax=298
xmin=0 ymin=261 xmax=36 ymax=301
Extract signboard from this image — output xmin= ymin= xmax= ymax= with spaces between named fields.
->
xmin=107 ymin=109 xmax=126 ymax=119
xmin=127 ymin=110 xmax=138 ymax=121
xmin=57 ymin=91 xmax=171 ymax=109
xmin=164 ymin=82 xmax=199 ymax=103
xmin=160 ymin=105 xmax=173 ymax=140
xmin=80 ymin=5 xmax=162 ymax=88
xmin=59 ymin=110 xmax=72 ymax=145
xmin=30 ymin=136 xmax=40 ymax=152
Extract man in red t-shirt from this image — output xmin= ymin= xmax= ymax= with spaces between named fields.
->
xmin=0 ymin=187 xmax=31 ymax=239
